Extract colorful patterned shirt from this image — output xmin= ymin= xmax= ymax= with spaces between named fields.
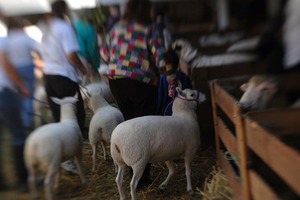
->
xmin=100 ymin=21 xmax=176 ymax=86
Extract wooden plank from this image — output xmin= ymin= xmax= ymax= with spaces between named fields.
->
xmin=213 ymin=82 xmax=237 ymax=122
xmin=249 ymin=170 xmax=280 ymax=200
xmin=247 ymin=108 xmax=300 ymax=136
xmin=219 ymin=151 xmax=242 ymax=199
xmin=218 ymin=117 xmax=238 ymax=156
xmin=211 ymin=81 xmax=222 ymax=166
xmin=235 ymin=105 xmax=250 ymax=200
xmin=245 ymin=118 xmax=300 ymax=196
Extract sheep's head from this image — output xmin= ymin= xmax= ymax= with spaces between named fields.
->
xmin=51 ymin=93 xmax=79 ymax=106
xmin=176 ymin=88 xmax=206 ymax=104
xmin=239 ymin=75 xmax=279 ymax=110
xmin=87 ymin=88 xmax=108 ymax=111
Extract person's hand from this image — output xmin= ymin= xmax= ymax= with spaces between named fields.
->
xmin=19 ymin=86 xmax=30 ymax=98
xmin=78 ymin=65 xmax=87 ymax=75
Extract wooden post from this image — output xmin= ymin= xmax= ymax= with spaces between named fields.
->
xmin=235 ymin=103 xmax=250 ymax=200
xmin=210 ymin=81 xmax=221 ymax=165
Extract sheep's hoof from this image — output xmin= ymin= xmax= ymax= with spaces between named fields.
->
xmin=188 ymin=189 xmax=194 ymax=195
xmin=158 ymin=185 xmax=167 ymax=192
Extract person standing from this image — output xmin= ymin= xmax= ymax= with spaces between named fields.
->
xmin=6 ymin=17 xmax=40 ymax=129
xmin=282 ymin=0 xmax=300 ymax=73
xmin=38 ymin=0 xmax=87 ymax=174
xmin=106 ymin=5 xmax=120 ymax=34
xmin=100 ymin=0 xmax=177 ymax=188
xmin=0 ymin=35 xmax=30 ymax=191
xmin=72 ymin=10 xmax=100 ymax=85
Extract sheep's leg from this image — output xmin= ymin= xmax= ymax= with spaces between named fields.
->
xmin=44 ymin=164 xmax=60 ymax=200
xmin=52 ymin=171 xmax=60 ymax=193
xmin=116 ymin=163 xmax=126 ymax=200
xmin=130 ymin=164 xmax=146 ymax=200
xmin=114 ymin=160 xmax=118 ymax=174
xmin=92 ymin=144 xmax=97 ymax=172
xmin=158 ymin=160 xmax=175 ymax=191
xmin=28 ymin=167 xmax=39 ymax=199
xmin=184 ymin=158 xmax=194 ymax=195
xmin=74 ymin=155 xmax=87 ymax=185
xmin=100 ymin=142 xmax=107 ymax=160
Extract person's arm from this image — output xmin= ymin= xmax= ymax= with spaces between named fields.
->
xmin=0 ymin=51 xmax=29 ymax=98
xmin=66 ymin=52 xmax=87 ymax=75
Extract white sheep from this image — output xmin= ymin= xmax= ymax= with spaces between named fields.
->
xmin=24 ymin=94 xmax=87 ymax=200
xmin=87 ymin=89 xmax=124 ymax=172
xmin=80 ymin=80 xmax=115 ymax=107
xmin=110 ymin=87 xmax=206 ymax=200
xmin=239 ymin=74 xmax=300 ymax=110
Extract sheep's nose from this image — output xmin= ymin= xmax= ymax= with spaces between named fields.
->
xmin=239 ymin=102 xmax=252 ymax=110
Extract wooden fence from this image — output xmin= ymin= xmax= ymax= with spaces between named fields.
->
xmin=210 ymin=73 xmax=300 ymax=200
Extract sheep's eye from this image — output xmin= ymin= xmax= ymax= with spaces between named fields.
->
xmin=261 ymin=88 xmax=268 ymax=93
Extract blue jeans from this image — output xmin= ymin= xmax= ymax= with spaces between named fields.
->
xmin=0 ymin=88 xmax=26 ymax=146
xmin=16 ymin=65 xmax=35 ymax=127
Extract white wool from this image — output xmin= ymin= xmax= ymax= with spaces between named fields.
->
xmin=110 ymin=88 xmax=206 ymax=200
xmin=81 ymin=80 xmax=115 ymax=106
xmin=87 ymin=91 xmax=124 ymax=172
xmin=24 ymin=95 xmax=87 ymax=200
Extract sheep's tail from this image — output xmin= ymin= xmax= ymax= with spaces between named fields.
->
xmin=24 ymin=141 xmax=39 ymax=170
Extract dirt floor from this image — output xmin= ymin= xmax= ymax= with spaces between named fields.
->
xmin=0 ymin=107 xmax=228 ymax=200
xmin=1 ymin=137 xmax=218 ymax=200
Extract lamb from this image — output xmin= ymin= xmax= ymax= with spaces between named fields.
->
xmin=80 ymin=80 xmax=115 ymax=107
xmin=110 ymin=87 xmax=206 ymax=200
xmin=87 ymin=89 xmax=124 ymax=172
xmin=24 ymin=94 xmax=87 ymax=200
xmin=239 ymin=74 xmax=300 ymax=110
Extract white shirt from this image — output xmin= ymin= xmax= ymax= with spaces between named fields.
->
xmin=283 ymin=0 xmax=300 ymax=69
xmin=6 ymin=29 xmax=39 ymax=67
xmin=0 ymin=37 xmax=15 ymax=91
xmin=38 ymin=17 xmax=80 ymax=82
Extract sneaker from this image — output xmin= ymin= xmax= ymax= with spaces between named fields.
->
xmin=61 ymin=159 xmax=78 ymax=175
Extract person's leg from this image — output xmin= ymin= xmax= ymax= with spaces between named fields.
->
xmin=0 ymin=122 xmax=7 ymax=190
xmin=44 ymin=75 xmax=85 ymax=133
xmin=0 ymin=89 xmax=27 ymax=189
xmin=109 ymin=78 xmax=135 ymax=120
xmin=16 ymin=66 xmax=35 ymax=128
xmin=109 ymin=78 xmax=159 ymax=119
xmin=109 ymin=78 xmax=158 ymax=187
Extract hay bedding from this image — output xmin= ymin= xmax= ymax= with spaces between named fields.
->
xmin=0 ymin=108 xmax=233 ymax=200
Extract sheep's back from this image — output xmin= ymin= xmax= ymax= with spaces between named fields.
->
xmin=26 ymin=122 xmax=82 ymax=161
xmin=89 ymin=106 xmax=124 ymax=141
xmin=111 ymin=115 xmax=200 ymax=163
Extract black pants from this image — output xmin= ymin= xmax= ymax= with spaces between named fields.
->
xmin=44 ymin=75 xmax=85 ymax=133
xmin=109 ymin=78 xmax=158 ymax=120
xmin=109 ymin=78 xmax=158 ymax=182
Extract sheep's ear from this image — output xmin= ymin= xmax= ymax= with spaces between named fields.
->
xmin=177 ymin=81 xmax=182 ymax=89
xmin=73 ymin=92 xmax=78 ymax=99
xmin=51 ymin=97 xmax=61 ymax=105
xmin=240 ymin=83 xmax=249 ymax=92
xmin=176 ymin=87 xmax=183 ymax=96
